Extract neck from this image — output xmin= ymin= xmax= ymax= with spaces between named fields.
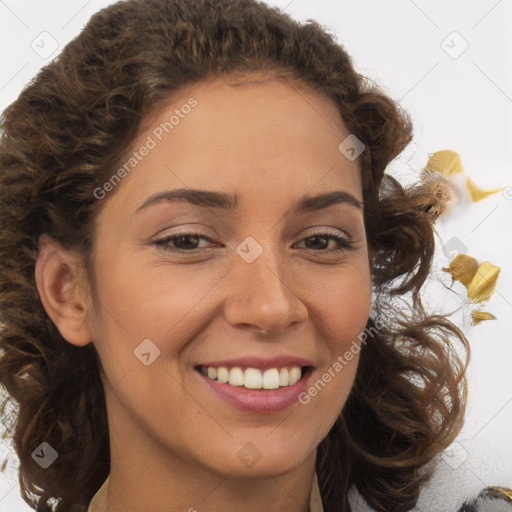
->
xmin=102 ymin=454 xmax=317 ymax=512
xmin=99 ymin=404 xmax=317 ymax=512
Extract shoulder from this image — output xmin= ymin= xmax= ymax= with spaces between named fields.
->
xmin=348 ymin=438 xmax=512 ymax=511
xmin=87 ymin=475 xmax=109 ymax=512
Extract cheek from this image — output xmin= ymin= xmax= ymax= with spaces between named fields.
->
xmin=297 ymin=262 xmax=372 ymax=416
xmin=308 ymin=261 xmax=372 ymax=346
xmin=88 ymin=251 xmax=234 ymax=386
xmin=92 ymin=252 xmax=222 ymax=335
xmin=323 ymin=285 xmax=371 ymax=334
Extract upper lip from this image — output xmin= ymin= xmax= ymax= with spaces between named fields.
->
xmin=197 ymin=355 xmax=314 ymax=370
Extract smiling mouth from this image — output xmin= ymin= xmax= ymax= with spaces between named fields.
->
xmin=195 ymin=365 xmax=313 ymax=390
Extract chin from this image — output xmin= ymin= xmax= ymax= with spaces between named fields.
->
xmin=228 ymin=453 xmax=310 ymax=479
xmin=200 ymin=440 xmax=314 ymax=479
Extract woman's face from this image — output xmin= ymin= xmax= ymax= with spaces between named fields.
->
xmin=88 ymin=76 xmax=372 ymax=478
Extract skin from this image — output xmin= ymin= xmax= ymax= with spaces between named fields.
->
xmin=36 ymin=74 xmax=372 ymax=512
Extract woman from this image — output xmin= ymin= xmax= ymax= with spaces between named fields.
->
xmin=0 ymin=0 xmax=494 ymax=510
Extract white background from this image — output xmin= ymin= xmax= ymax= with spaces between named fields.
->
xmin=0 ymin=1 xmax=511 ymax=511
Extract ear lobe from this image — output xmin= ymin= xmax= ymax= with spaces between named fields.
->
xmin=35 ymin=234 xmax=93 ymax=347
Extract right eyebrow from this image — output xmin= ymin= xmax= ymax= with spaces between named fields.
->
xmin=135 ymin=188 xmax=239 ymax=213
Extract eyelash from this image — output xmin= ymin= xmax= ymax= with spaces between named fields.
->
xmin=152 ymin=230 xmax=355 ymax=255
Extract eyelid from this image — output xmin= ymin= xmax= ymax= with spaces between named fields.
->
xmin=151 ymin=226 xmax=356 ymax=256
xmin=152 ymin=225 xmax=350 ymax=242
xmin=297 ymin=226 xmax=350 ymax=239
xmin=153 ymin=231 xmax=217 ymax=250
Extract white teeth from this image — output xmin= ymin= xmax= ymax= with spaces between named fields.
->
xmin=244 ymin=368 xmax=262 ymax=389
xmin=200 ymin=365 xmax=305 ymax=389
xmin=217 ymin=367 xmax=229 ymax=383
xmin=228 ymin=367 xmax=244 ymax=386
xmin=289 ymin=366 xmax=301 ymax=385
xmin=262 ymin=368 xmax=280 ymax=389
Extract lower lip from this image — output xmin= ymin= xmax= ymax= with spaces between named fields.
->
xmin=197 ymin=369 xmax=312 ymax=414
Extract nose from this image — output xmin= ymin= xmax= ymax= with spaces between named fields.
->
xmin=223 ymin=244 xmax=308 ymax=336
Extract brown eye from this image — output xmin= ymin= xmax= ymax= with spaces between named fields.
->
xmin=296 ymin=232 xmax=355 ymax=253
xmin=153 ymin=232 xmax=217 ymax=253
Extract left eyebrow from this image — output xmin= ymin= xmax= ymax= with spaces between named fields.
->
xmin=290 ymin=190 xmax=363 ymax=214
xmin=135 ymin=188 xmax=363 ymax=214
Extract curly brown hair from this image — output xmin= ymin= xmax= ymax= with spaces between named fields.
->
xmin=0 ymin=0 xmax=469 ymax=510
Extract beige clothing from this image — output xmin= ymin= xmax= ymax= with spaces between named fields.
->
xmin=88 ymin=472 xmax=324 ymax=512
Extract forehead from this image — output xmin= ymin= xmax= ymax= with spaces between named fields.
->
xmin=102 ymin=75 xmax=362 ymax=214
